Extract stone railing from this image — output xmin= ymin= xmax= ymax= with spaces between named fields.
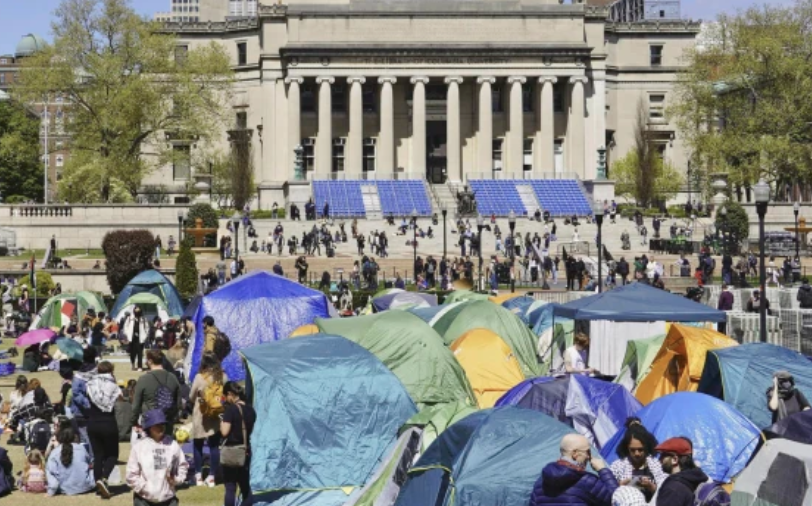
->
xmin=8 ymin=205 xmax=74 ymax=217
xmin=464 ymin=171 xmax=581 ymax=181
xmin=3 ymin=204 xmax=190 ymax=221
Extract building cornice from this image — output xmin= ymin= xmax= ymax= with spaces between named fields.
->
xmin=281 ymin=43 xmax=593 ymax=59
xmin=284 ymin=3 xmax=591 ymax=18
xmin=158 ymin=18 xmax=259 ymax=34
xmin=605 ymin=20 xmax=701 ymax=34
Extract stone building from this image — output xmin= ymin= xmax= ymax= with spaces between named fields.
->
xmin=145 ymin=0 xmax=699 ymax=208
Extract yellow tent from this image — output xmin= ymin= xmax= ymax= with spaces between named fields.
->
xmin=489 ymin=293 xmax=522 ymax=305
xmin=635 ymin=324 xmax=738 ymax=404
xmin=450 ymin=328 xmax=525 ymax=408
xmin=289 ymin=323 xmax=319 ymax=338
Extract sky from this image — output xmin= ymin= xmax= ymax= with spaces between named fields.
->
xmin=0 ymin=0 xmax=801 ymax=56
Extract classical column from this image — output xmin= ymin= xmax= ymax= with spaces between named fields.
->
xmin=591 ymin=73 xmax=607 ymax=180
xmin=410 ymin=77 xmax=429 ymax=174
xmin=477 ymin=77 xmax=495 ymax=174
xmin=569 ymin=76 xmax=588 ymax=177
xmin=346 ymin=77 xmax=366 ymax=175
xmin=536 ymin=76 xmax=557 ymax=172
xmin=378 ymin=77 xmax=397 ymax=173
xmin=507 ymin=76 xmax=526 ymax=175
xmin=316 ymin=76 xmax=334 ymax=174
xmin=285 ymin=76 xmax=303 ymax=177
xmin=445 ymin=77 xmax=464 ymax=182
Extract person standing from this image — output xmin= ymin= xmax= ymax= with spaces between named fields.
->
xmin=716 ymin=285 xmax=734 ymax=335
xmin=190 ymin=353 xmax=225 ymax=488
xmin=155 ymin=235 xmax=162 ymax=260
xmin=221 ymin=381 xmax=256 ymax=506
xmin=86 ymin=361 xmax=122 ymax=498
xmin=655 ymin=437 xmax=728 ymax=506
xmin=768 ymin=370 xmax=810 ymax=424
xmin=123 ymin=307 xmax=149 ymax=371
xmin=126 ymin=409 xmax=188 ymax=506
xmin=131 ymin=350 xmax=182 ymax=437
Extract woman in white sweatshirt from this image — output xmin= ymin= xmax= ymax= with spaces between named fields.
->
xmin=126 ymin=408 xmax=188 ymax=506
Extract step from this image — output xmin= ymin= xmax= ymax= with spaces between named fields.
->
xmin=362 ymin=184 xmax=381 ymax=220
xmin=517 ymin=184 xmax=540 ymax=215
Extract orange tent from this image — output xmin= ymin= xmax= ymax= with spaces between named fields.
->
xmin=635 ymin=324 xmax=738 ymax=404
xmin=450 ymin=328 xmax=525 ymax=408
xmin=288 ymin=323 xmax=319 ymax=338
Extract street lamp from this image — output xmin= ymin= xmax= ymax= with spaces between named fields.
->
xmin=477 ymin=214 xmax=485 ymax=291
xmin=177 ymin=210 xmax=185 ymax=244
xmin=508 ymin=210 xmax=517 ymax=293
xmin=794 ymin=200 xmax=801 ymax=264
xmin=231 ymin=211 xmax=241 ymax=266
xmin=720 ymin=206 xmax=727 ymax=257
xmin=754 ymin=179 xmax=770 ymax=343
xmin=441 ymin=205 xmax=448 ymax=260
xmin=411 ymin=208 xmax=418 ymax=284
xmin=593 ymin=200 xmax=604 ymax=292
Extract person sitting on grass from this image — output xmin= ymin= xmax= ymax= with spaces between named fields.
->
xmin=126 ymin=408 xmax=188 ymax=506
xmin=19 ymin=449 xmax=47 ymax=493
xmin=45 ymin=424 xmax=95 ymax=497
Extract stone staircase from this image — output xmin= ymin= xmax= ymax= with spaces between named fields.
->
xmin=517 ymin=184 xmax=541 ymax=215
xmin=432 ymin=183 xmax=458 ymax=214
xmin=361 ymin=185 xmax=382 ymax=220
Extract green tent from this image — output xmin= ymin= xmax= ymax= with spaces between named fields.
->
xmin=402 ymin=401 xmax=479 ymax=452
xmin=442 ymin=290 xmax=490 ymax=305
xmin=543 ymin=320 xmax=575 ymax=373
xmin=315 ymin=311 xmax=476 ymax=407
xmin=614 ymin=334 xmax=667 ymax=392
xmin=431 ymin=300 xmax=542 ymax=377
xmin=113 ymin=292 xmax=172 ymax=321
xmin=33 ymin=291 xmax=107 ymax=329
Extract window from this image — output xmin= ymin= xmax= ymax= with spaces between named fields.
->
xmin=649 ymin=94 xmax=665 ymax=120
xmin=237 ymin=42 xmax=247 ymax=66
xmin=522 ymin=83 xmax=533 ymax=113
xmin=553 ymin=89 xmax=563 ymax=113
xmin=0 ymin=74 xmax=4 ymax=85
xmin=332 ymin=83 xmax=346 ymax=113
xmin=491 ymin=84 xmax=503 ymax=113
xmin=362 ymin=83 xmax=376 ymax=113
xmin=236 ymin=111 xmax=247 ymax=130
xmin=650 ymin=45 xmax=663 ymax=66
xmin=523 ymin=139 xmax=533 ymax=171
xmin=363 ymin=138 xmax=376 ymax=172
xmin=332 ymin=139 xmax=345 ymax=172
xmin=173 ymin=145 xmax=191 ymax=180
xmin=659 ymin=10 xmax=665 ymax=17
xmin=301 ymin=83 xmax=315 ymax=113
xmin=426 ymin=84 xmax=445 ymax=101
xmin=302 ymin=138 xmax=315 ymax=172
xmin=229 ymin=0 xmax=240 ymax=16
xmin=247 ymin=0 xmax=257 ymax=16
xmin=493 ymin=139 xmax=503 ymax=171
xmin=56 ymin=155 xmax=64 ymax=168
xmin=0 ymin=59 xmax=6 ymax=64
xmin=174 ymin=45 xmax=188 ymax=65
xmin=654 ymin=143 xmax=666 ymax=161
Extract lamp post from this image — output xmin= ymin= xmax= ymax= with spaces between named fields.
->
xmin=477 ymin=214 xmax=485 ymax=291
xmin=720 ymin=206 xmax=727 ymax=257
xmin=794 ymin=201 xmax=801 ymax=263
xmin=177 ymin=210 xmax=185 ymax=244
xmin=441 ymin=206 xmax=448 ymax=260
xmin=412 ymin=208 xmax=418 ymax=284
xmin=231 ymin=212 xmax=241 ymax=263
xmin=593 ymin=201 xmax=604 ymax=292
xmin=754 ymin=179 xmax=770 ymax=343
xmin=508 ymin=210 xmax=517 ymax=293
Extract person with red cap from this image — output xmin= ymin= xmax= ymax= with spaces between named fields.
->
xmin=655 ymin=437 xmax=729 ymax=506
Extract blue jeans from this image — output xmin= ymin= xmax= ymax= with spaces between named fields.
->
xmin=193 ymin=433 xmax=221 ymax=479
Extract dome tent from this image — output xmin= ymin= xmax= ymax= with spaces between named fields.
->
xmin=110 ymin=269 xmax=184 ymax=320
xmin=32 ymin=291 xmax=107 ymax=329
xmin=450 ymin=328 xmax=525 ymax=408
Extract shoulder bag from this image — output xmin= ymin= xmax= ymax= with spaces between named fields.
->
xmin=220 ymin=404 xmax=248 ymax=467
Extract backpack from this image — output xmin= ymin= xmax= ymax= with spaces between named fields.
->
xmin=800 ymin=288 xmax=812 ymax=309
xmin=694 ymin=481 xmax=730 ymax=506
xmin=152 ymin=372 xmax=175 ymax=416
xmin=200 ymin=377 xmax=224 ymax=418
xmin=213 ymin=332 xmax=232 ymax=362
xmin=27 ymin=419 xmax=51 ymax=453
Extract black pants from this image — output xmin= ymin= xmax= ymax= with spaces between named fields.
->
xmin=130 ymin=340 xmax=143 ymax=369
xmin=134 ymin=495 xmax=178 ymax=506
xmin=88 ymin=424 xmax=119 ymax=482
xmin=224 ymin=459 xmax=252 ymax=506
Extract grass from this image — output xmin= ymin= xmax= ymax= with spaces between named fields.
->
xmin=0 ymin=339 xmax=224 ymax=505
xmin=15 ymin=250 xmax=108 ymax=261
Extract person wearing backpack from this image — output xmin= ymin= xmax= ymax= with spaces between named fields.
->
xmin=655 ymin=437 xmax=730 ymax=506
xmin=131 ymin=350 xmax=181 ymax=438
xmin=190 ymin=353 xmax=226 ymax=488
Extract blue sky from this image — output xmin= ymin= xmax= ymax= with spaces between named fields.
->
xmin=0 ymin=0 xmax=799 ymax=56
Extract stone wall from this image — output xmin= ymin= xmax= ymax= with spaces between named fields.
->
xmin=0 ymin=269 xmax=176 ymax=295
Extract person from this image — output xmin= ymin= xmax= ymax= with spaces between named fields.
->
xmin=90 ymin=312 xmax=107 ymax=358
xmin=717 ymin=285 xmax=734 ymax=335
xmin=126 ymin=409 xmax=188 ymax=506
xmin=768 ymin=370 xmax=810 ymax=423
xmin=295 ymin=256 xmax=308 ymax=284
xmin=746 ymin=290 xmax=771 ymax=315
xmin=221 ymin=381 xmax=256 ymax=506
xmin=564 ymin=332 xmax=593 ymax=375
xmin=86 ymin=361 xmax=122 ymax=498
xmin=116 ymin=380 xmax=136 ymax=442
xmin=529 ymin=433 xmax=618 ymax=506
xmin=655 ymin=437 xmax=729 ymax=506
xmin=190 ymin=353 xmax=225 ymax=488
xmin=202 ymin=315 xmax=223 ymax=356
xmin=272 ymin=260 xmax=284 ymax=276
xmin=131 ymin=350 xmax=182 ymax=437
xmin=19 ymin=449 xmax=47 ymax=493
xmin=45 ymin=424 xmax=95 ymax=496
xmin=10 ymin=374 xmax=29 ymax=412
xmin=123 ymin=306 xmax=149 ymax=371
xmin=798 ymin=278 xmax=812 ymax=309
xmin=609 ymin=418 xmax=667 ymax=502
xmin=69 ymin=347 xmax=98 ymax=459
xmin=0 ymin=444 xmax=12 ymax=498
xmin=394 ymin=274 xmax=405 ymax=290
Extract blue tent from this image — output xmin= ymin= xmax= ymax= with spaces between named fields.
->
xmin=601 ymin=392 xmax=760 ymax=483
xmin=372 ymin=291 xmax=437 ymax=312
xmin=527 ymin=303 xmax=571 ymax=336
xmin=187 ymin=271 xmax=333 ymax=381
xmin=553 ymin=283 xmax=727 ymax=322
xmin=395 ymin=407 xmax=578 ymax=506
xmin=244 ymin=334 xmax=417 ymax=506
xmin=501 ymin=296 xmax=536 ymax=322
xmin=495 ymin=375 xmax=642 ymax=449
xmin=110 ymin=269 xmax=184 ymax=318
xmin=698 ymin=343 xmax=812 ymax=429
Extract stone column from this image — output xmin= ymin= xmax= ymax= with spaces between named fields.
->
xmin=410 ymin=77 xmax=429 ymax=175
xmin=507 ymin=76 xmax=526 ymax=175
xmin=378 ymin=77 xmax=397 ymax=173
xmin=285 ymin=77 xmax=304 ymax=176
xmin=316 ymin=76 xmax=334 ymax=175
xmin=591 ymin=73 xmax=607 ymax=180
xmin=445 ymin=77 xmax=464 ymax=182
xmin=569 ymin=76 xmax=588 ymax=177
xmin=477 ymin=77 xmax=495 ymax=174
xmin=346 ymin=77 xmax=365 ymax=175
xmin=536 ymin=76 xmax=557 ymax=172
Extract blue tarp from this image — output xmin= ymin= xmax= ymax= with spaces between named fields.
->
xmin=110 ymin=269 xmax=184 ymax=318
xmin=553 ymin=283 xmax=727 ymax=322
xmin=187 ymin=271 xmax=333 ymax=381
xmin=601 ymin=392 xmax=760 ymax=483
xmin=243 ymin=334 xmax=417 ymax=506
xmin=395 ymin=407 xmax=578 ymax=506
xmin=698 ymin=343 xmax=812 ymax=429
xmin=495 ymin=375 xmax=641 ymax=449
xmin=501 ymin=296 xmax=536 ymax=322
xmin=182 ymin=294 xmax=202 ymax=320
xmin=372 ymin=291 xmax=437 ymax=312
xmin=527 ymin=303 xmax=570 ymax=336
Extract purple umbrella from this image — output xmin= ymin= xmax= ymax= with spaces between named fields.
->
xmin=15 ymin=328 xmax=56 ymax=347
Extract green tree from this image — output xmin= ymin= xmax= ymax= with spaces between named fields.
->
xmin=16 ymin=0 xmax=234 ymax=202
xmin=101 ymin=229 xmax=155 ymax=294
xmin=175 ymin=237 xmax=198 ymax=299
xmin=715 ymin=199 xmax=750 ymax=242
xmin=0 ymin=100 xmax=42 ymax=201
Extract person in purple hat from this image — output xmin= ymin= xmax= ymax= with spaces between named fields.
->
xmin=126 ymin=408 xmax=188 ymax=506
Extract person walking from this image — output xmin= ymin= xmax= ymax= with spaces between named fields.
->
xmin=126 ymin=409 xmax=188 ymax=506
xmin=123 ymin=307 xmax=149 ymax=371
xmin=86 ymin=361 xmax=122 ymax=499
xmin=221 ymin=382 xmax=256 ymax=506
xmin=716 ymin=285 xmax=734 ymax=335
xmin=131 ymin=350 xmax=182 ymax=438
xmin=191 ymin=353 xmax=226 ymax=488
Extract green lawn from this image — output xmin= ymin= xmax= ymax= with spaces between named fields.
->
xmin=25 ymin=249 xmax=108 ymax=260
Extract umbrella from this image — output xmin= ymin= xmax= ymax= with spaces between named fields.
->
xmin=15 ymin=328 xmax=56 ymax=347
xmin=56 ymin=337 xmax=84 ymax=361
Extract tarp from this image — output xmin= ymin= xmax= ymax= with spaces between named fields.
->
xmin=110 ymin=269 xmax=184 ymax=318
xmin=635 ymin=325 xmax=738 ymax=404
xmin=528 ymin=303 xmax=566 ymax=337
xmin=243 ymin=334 xmax=417 ymax=505
xmin=402 ymin=401 xmax=479 ymax=453
xmin=764 ymin=410 xmax=812 ymax=445
xmin=182 ymin=294 xmax=202 ymax=320
xmin=501 ymin=295 xmax=536 ymax=322
xmin=495 ymin=375 xmax=642 ymax=449
xmin=698 ymin=343 xmax=812 ymax=429
xmin=430 ymin=300 xmax=542 ymax=377
xmin=553 ymin=283 xmax=727 ymax=322
xmin=450 ymin=329 xmax=525 ymax=408
xmin=187 ymin=271 xmax=333 ymax=381
xmin=395 ymin=407 xmax=579 ymax=506
xmin=316 ymin=311 xmax=476 ymax=407
xmin=614 ymin=334 xmax=666 ymax=392
xmin=32 ymin=291 xmax=108 ymax=329
xmin=601 ymin=392 xmax=761 ymax=483
xmin=731 ymin=439 xmax=812 ymax=506
xmin=371 ymin=290 xmax=437 ymax=312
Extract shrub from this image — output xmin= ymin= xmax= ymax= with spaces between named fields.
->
xmin=175 ymin=238 xmax=199 ymax=299
xmin=0 ymin=246 xmax=7 ymax=257
xmin=250 ymin=209 xmax=286 ymax=219
xmin=186 ymin=203 xmax=219 ymax=229
xmin=5 ymin=195 xmax=29 ymax=204
xmin=716 ymin=200 xmax=749 ymax=242
xmin=18 ymin=271 xmax=55 ymax=298
xmin=102 ymin=230 xmax=156 ymax=294
xmin=667 ymin=206 xmax=688 ymax=219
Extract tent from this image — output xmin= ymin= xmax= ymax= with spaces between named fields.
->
xmin=288 ymin=323 xmax=319 ymax=337
xmin=698 ymin=343 xmax=812 ymax=429
xmin=242 ymin=334 xmax=417 ymax=506
xmin=601 ymin=392 xmax=761 ymax=483
xmin=442 ymin=290 xmax=490 ymax=305
xmin=764 ymin=410 xmax=812 ymax=445
xmin=316 ymin=311 xmax=476 ymax=407
xmin=731 ymin=439 xmax=812 ymax=506
xmin=182 ymin=294 xmax=202 ymax=320
xmin=32 ymin=291 xmax=107 ymax=329
xmin=407 ymin=301 xmax=467 ymax=326
xmin=450 ymin=329 xmax=525 ymax=408
xmin=187 ymin=271 xmax=333 ymax=382
xmin=371 ymin=290 xmax=437 ymax=312
xmin=113 ymin=292 xmax=171 ymax=322
xmin=614 ymin=334 xmax=666 ymax=392
xmin=634 ymin=325 xmax=738 ymax=404
xmin=495 ymin=375 xmax=642 ymax=449
xmin=395 ymin=407 xmax=579 ymax=506
xmin=110 ymin=269 xmax=183 ymax=319
xmin=501 ymin=295 xmax=536 ymax=321
xmin=488 ymin=292 xmax=522 ymax=305
xmin=430 ymin=300 xmax=542 ymax=377
xmin=402 ymin=401 xmax=479 ymax=452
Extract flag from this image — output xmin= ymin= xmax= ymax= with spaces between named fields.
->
xmin=61 ymin=300 xmax=76 ymax=327
xmin=29 ymin=253 xmax=36 ymax=291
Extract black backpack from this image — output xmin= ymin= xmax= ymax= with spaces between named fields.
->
xmin=800 ymin=288 xmax=812 ymax=309
xmin=27 ymin=420 xmax=51 ymax=453
xmin=213 ymin=332 xmax=233 ymax=362
xmin=152 ymin=372 xmax=175 ymax=416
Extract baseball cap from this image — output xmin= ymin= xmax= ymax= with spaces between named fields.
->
xmin=655 ymin=437 xmax=692 ymax=456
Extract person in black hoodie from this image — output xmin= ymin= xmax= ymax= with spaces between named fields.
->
xmin=798 ymin=278 xmax=812 ymax=308
xmin=655 ymin=437 xmax=721 ymax=506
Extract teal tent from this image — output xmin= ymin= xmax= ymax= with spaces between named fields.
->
xmin=243 ymin=334 xmax=417 ymax=506
xmin=110 ymin=269 xmax=183 ymax=318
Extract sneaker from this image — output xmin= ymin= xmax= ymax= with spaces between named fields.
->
xmin=205 ymin=476 xmax=216 ymax=488
xmin=195 ymin=473 xmax=204 ymax=486
xmin=96 ymin=479 xmax=111 ymax=499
